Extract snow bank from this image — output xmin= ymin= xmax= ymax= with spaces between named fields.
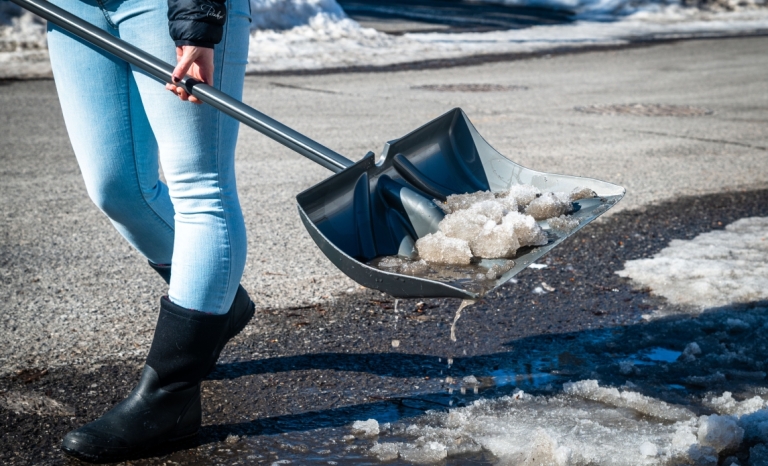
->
xmin=480 ymin=0 xmax=767 ymax=20
xmin=617 ymin=217 xmax=768 ymax=310
xmin=2 ymin=0 xmax=768 ymax=78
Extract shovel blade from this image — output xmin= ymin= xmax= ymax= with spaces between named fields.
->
xmin=296 ymin=108 xmax=624 ymax=299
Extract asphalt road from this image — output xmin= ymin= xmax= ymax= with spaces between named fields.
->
xmin=1 ymin=36 xmax=768 ymax=464
xmin=336 ymin=0 xmax=573 ymax=34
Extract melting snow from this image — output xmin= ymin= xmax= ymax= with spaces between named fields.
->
xmin=617 ymin=217 xmax=768 ymax=310
xmin=2 ymin=0 xmax=768 ymax=78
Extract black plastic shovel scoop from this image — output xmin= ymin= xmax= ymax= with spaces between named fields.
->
xmin=16 ymin=0 xmax=624 ymax=300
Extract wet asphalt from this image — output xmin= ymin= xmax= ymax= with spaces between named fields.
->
xmin=3 ymin=187 xmax=768 ymax=465
xmin=2 ymin=35 xmax=768 ymax=464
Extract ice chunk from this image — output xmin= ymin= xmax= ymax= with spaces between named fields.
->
xmin=495 ymin=193 xmax=518 ymax=213
xmin=378 ymin=256 xmax=405 ymax=269
xmin=522 ymin=429 xmax=570 ymax=466
xmin=639 ymin=441 xmax=658 ymax=457
xmin=698 ymin=414 xmax=744 ymax=452
xmin=462 ymin=375 xmax=479 ymax=385
xmin=469 ymin=221 xmax=520 ymax=258
xmin=672 ymin=424 xmax=699 ymax=453
xmin=439 ymin=209 xmax=489 ymax=243
xmin=486 ymin=260 xmax=515 ymax=280
xmin=739 ymin=409 xmax=768 ymax=444
xmin=679 ymin=342 xmax=702 ymax=362
xmin=399 ymin=259 xmax=430 ymax=275
xmin=399 ymin=441 xmax=448 ymax=463
xmin=415 ymin=231 xmax=472 ymax=265
xmin=501 ymin=185 xmax=541 ymax=208
xmin=548 ymin=215 xmax=580 ymax=235
xmin=467 ymin=199 xmax=507 ymax=223
xmin=705 ymin=392 xmax=767 ymax=417
xmin=525 ymin=192 xmax=572 ymax=220
xmin=563 ymin=379 xmax=694 ymax=421
xmin=569 ymin=186 xmax=597 ymax=201
xmin=440 ymin=191 xmax=495 ymax=214
xmin=369 ymin=442 xmax=400 ymax=461
xmin=351 ymin=419 xmax=380 ymax=438
xmin=502 ymin=211 xmax=548 ymax=247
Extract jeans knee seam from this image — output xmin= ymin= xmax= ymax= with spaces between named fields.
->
xmin=214 ymin=10 xmax=234 ymax=314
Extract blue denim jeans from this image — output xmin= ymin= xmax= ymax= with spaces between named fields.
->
xmin=47 ymin=0 xmax=251 ymax=314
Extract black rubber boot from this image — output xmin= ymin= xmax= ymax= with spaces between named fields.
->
xmin=61 ymin=290 xmax=255 ymax=463
xmin=148 ymin=261 xmax=172 ymax=285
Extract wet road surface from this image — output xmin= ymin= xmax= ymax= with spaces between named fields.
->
xmin=3 ymin=187 xmax=768 ymax=465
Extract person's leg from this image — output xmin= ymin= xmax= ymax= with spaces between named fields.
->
xmin=118 ymin=0 xmax=251 ymax=314
xmin=50 ymin=0 xmax=254 ymax=461
xmin=46 ymin=0 xmax=176 ymax=267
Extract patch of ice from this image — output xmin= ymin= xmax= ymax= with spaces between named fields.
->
xmin=548 ymin=215 xmax=581 ymax=235
xmin=705 ymin=392 xmax=768 ymax=417
xmin=486 ymin=260 xmax=515 ymax=280
xmin=351 ymin=419 xmax=380 ymax=438
xmin=469 ymin=220 xmax=521 ymax=258
xmin=570 ymin=186 xmax=598 ymax=201
xmin=370 ymin=441 xmax=400 ymax=461
xmin=366 ymin=381 xmax=728 ymax=465
xmin=617 ymin=217 xmax=768 ymax=310
xmin=439 ymin=209 xmax=490 ymax=243
xmin=440 ymin=191 xmax=497 ymax=214
xmin=502 ymin=211 xmax=549 ymax=247
xmin=501 ymin=185 xmax=542 ymax=209
xmin=563 ymin=379 xmax=694 ymax=421
xmin=698 ymin=414 xmax=744 ymax=452
xmin=526 ymin=192 xmax=572 ymax=220
xmin=415 ymin=231 xmax=473 ymax=265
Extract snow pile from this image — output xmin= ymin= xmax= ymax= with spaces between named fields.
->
xmin=0 ymin=3 xmax=48 ymax=79
xmin=249 ymin=0 xmax=347 ymax=30
xmin=364 ymin=381 xmax=737 ymax=465
xmin=416 ymin=185 xmax=590 ymax=265
xmin=3 ymin=0 xmax=768 ymax=77
xmin=617 ymin=217 xmax=768 ymax=310
xmin=480 ymin=0 xmax=767 ymax=20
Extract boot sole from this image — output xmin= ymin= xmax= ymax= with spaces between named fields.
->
xmin=61 ymin=430 xmax=199 ymax=464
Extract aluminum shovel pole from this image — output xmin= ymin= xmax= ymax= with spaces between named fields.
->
xmin=10 ymin=0 xmax=353 ymax=174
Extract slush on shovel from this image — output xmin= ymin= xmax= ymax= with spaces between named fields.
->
xmin=14 ymin=0 xmax=625 ymax=300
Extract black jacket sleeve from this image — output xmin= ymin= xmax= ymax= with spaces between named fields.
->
xmin=167 ymin=0 xmax=227 ymax=48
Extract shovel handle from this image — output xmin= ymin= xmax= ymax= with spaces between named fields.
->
xmin=11 ymin=0 xmax=354 ymax=174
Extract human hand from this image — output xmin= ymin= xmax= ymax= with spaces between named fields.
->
xmin=165 ymin=46 xmax=214 ymax=104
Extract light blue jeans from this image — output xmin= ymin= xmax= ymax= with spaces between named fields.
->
xmin=47 ymin=0 xmax=251 ymax=314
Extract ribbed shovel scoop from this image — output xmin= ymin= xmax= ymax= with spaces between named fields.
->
xmin=297 ymin=108 xmax=625 ymax=299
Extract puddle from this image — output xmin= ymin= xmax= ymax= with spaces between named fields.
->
xmin=628 ymin=347 xmax=682 ymax=365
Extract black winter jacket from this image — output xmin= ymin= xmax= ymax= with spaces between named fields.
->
xmin=168 ymin=0 xmax=227 ymax=48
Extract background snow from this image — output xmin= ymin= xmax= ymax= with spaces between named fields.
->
xmin=2 ymin=0 xmax=768 ymax=78
xmin=617 ymin=217 xmax=768 ymax=310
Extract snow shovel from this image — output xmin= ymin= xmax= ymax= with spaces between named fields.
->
xmin=14 ymin=0 xmax=625 ymax=300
